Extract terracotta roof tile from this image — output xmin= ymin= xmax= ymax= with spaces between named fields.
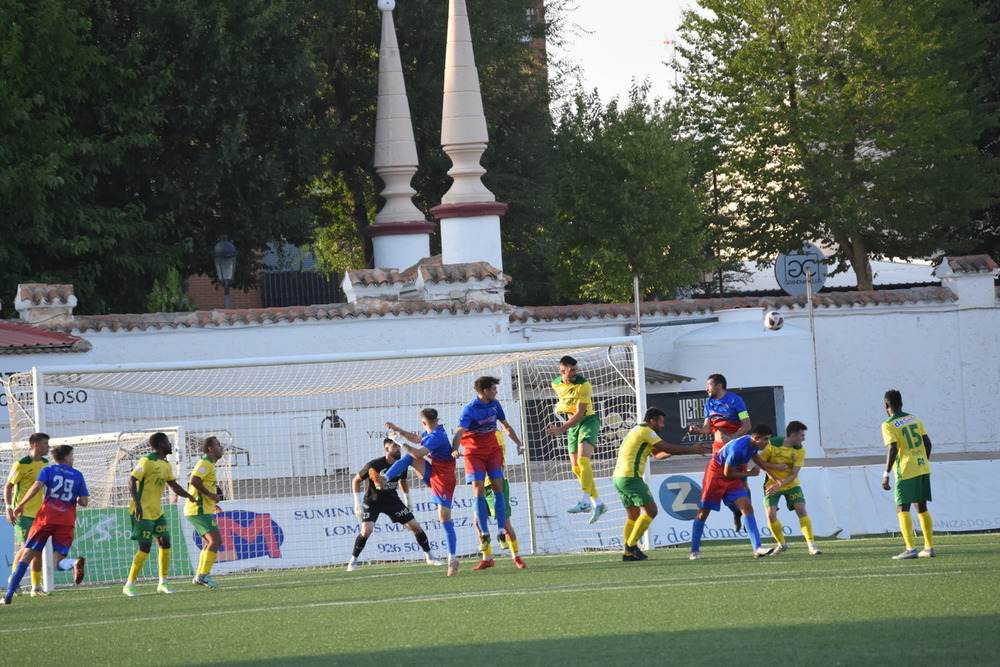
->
xmin=347 ymin=256 xmax=507 ymax=287
xmin=945 ymin=255 xmax=999 ymax=274
xmin=17 ymin=283 xmax=75 ymax=306
xmin=63 ymin=300 xmax=507 ymax=333
xmin=0 ymin=321 xmax=91 ymax=354
xmin=511 ymin=286 xmax=957 ymax=323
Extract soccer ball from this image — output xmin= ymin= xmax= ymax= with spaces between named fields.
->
xmin=763 ymin=310 xmax=784 ymax=330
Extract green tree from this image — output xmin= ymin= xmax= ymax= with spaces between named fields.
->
xmin=677 ymin=0 xmax=995 ymax=289
xmin=101 ymin=0 xmax=332 ymax=301
xmin=0 ymin=0 xmax=162 ymax=315
xmin=552 ymin=86 xmax=707 ymax=302
xmin=958 ymin=0 xmax=1000 ymax=260
xmin=146 ymin=267 xmax=197 ymax=313
xmin=1 ymin=0 xmax=562 ymax=314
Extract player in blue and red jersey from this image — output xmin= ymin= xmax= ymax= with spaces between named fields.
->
xmin=2 ymin=444 xmax=89 ymax=605
xmin=451 ymin=376 xmax=524 ymax=570
xmin=689 ymin=424 xmax=775 ymax=560
xmin=376 ymin=408 xmax=459 ymax=575
xmin=689 ymin=374 xmax=751 ymax=449
xmin=688 ymin=373 xmax=752 ymax=531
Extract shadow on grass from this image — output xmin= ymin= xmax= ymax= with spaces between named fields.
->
xmin=206 ymin=614 xmax=1000 ymax=667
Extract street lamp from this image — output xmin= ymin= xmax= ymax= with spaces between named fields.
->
xmin=212 ymin=235 xmax=237 ymax=309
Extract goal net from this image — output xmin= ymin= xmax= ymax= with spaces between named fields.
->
xmin=2 ymin=338 xmax=642 ymax=585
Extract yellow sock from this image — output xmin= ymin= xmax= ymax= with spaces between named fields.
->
xmin=199 ymin=549 xmax=218 ymax=576
xmin=509 ymin=539 xmax=519 ymax=556
xmin=627 ymin=514 xmax=653 ymax=547
xmin=158 ymin=548 xmax=171 ymax=581
xmin=128 ymin=551 xmax=149 ymax=582
xmin=800 ymin=516 xmax=815 ymax=543
xmin=768 ymin=519 xmax=785 ymax=544
xmin=898 ymin=512 xmax=916 ymax=550
xmin=572 ymin=463 xmax=582 ymax=487
xmin=623 ymin=519 xmax=636 ymax=546
xmin=918 ymin=511 xmax=934 ymax=548
xmin=481 ymin=541 xmax=493 ymax=557
xmin=578 ymin=456 xmax=597 ymax=497
xmin=30 ymin=570 xmax=42 ymax=587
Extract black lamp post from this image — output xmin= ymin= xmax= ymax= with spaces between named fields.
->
xmin=212 ymin=235 xmax=237 ymax=309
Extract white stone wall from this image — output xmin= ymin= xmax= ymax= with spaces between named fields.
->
xmin=5 ymin=276 xmax=998 ymax=460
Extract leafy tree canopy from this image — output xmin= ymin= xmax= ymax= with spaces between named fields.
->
xmin=676 ymin=0 xmax=996 ymax=289
xmin=552 ymin=86 xmax=708 ymax=302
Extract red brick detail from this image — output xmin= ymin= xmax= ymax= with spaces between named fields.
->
xmin=365 ymin=221 xmax=437 ymax=237
xmin=430 ymin=202 xmax=508 ymax=220
xmin=186 ymin=275 xmax=263 ymax=312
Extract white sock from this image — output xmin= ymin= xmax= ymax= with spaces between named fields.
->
xmin=56 ymin=558 xmax=75 ymax=571
xmin=591 ymin=496 xmax=602 ymax=507
xmin=580 ymin=493 xmax=590 ymax=504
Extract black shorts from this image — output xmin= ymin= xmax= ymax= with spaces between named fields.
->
xmin=362 ymin=496 xmax=414 ymax=524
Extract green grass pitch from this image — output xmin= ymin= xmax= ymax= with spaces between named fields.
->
xmin=3 ymin=534 xmax=998 ymax=666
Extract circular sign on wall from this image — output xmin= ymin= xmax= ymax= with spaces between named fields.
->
xmin=658 ymin=475 xmax=702 ymax=521
xmin=775 ymin=242 xmax=828 ymax=296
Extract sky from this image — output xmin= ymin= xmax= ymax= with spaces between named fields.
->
xmin=549 ymin=1 xmax=691 ymax=104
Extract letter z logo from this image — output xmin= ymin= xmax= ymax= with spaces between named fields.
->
xmin=658 ymin=475 xmax=701 ymax=521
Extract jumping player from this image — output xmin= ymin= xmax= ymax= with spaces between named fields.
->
xmin=452 ymin=376 xmax=524 ymax=561
xmin=472 ymin=429 xmax=527 ymax=570
xmin=688 ymin=373 xmax=751 ymax=531
xmin=376 ymin=408 xmax=460 ymax=575
xmin=546 ymin=355 xmax=606 ymax=523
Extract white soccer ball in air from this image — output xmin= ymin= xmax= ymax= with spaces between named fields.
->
xmin=764 ymin=310 xmax=784 ymax=331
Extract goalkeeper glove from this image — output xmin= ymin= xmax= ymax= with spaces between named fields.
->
xmin=353 ymin=492 xmax=365 ymax=520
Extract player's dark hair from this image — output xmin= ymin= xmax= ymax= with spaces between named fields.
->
xmin=51 ymin=444 xmax=73 ymax=463
xmin=884 ymin=390 xmax=903 ymax=413
xmin=751 ymin=423 xmax=774 ymax=437
xmin=643 ymin=407 xmax=666 ymax=422
xmin=474 ymin=376 xmax=500 ymax=393
xmin=786 ymin=421 xmax=808 ymax=436
xmin=202 ymin=436 xmax=220 ymax=453
xmin=559 ymin=355 xmax=577 ymax=367
xmin=149 ymin=431 xmax=170 ymax=451
xmin=420 ymin=408 xmax=438 ymax=422
xmin=29 ymin=432 xmax=50 ymax=446
xmin=383 ymin=437 xmax=395 ymax=448
xmin=708 ymin=373 xmax=727 ymax=389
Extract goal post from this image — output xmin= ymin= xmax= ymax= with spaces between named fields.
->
xmin=3 ymin=337 xmax=644 ymax=584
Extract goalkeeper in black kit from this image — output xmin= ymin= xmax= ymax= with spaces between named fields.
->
xmin=346 ymin=438 xmax=444 ymax=571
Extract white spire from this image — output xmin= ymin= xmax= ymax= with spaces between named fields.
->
xmin=370 ymin=0 xmax=434 ymax=270
xmin=432 ymin=0 xmax=506 ymax=271
xmin=439 ymin=0 xmax=495 ymax=204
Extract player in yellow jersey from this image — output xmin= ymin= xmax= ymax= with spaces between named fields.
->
xmin=613 ymin=408 xmax=709 ymax=561
xmin=185 ymin=436 xmax=225 ymax=589
xmin=760 ymin=421 xmax=822 ymax=555
xmin=546 ymin=355 xmax=606 ymax=523
xmin=473 ymin=429 xmax=527 ymax=570
xmin=123 ymin=432 xmax=195 ymax=596
xmin=881 ymin=390 xmax=935 ymax=560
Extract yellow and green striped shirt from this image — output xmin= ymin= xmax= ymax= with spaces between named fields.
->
xmin=612 ymin=424 xmax=661 ymax=478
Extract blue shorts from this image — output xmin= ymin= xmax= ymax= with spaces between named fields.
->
xmin=698 ymin=486 xmax=749 ymax=512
